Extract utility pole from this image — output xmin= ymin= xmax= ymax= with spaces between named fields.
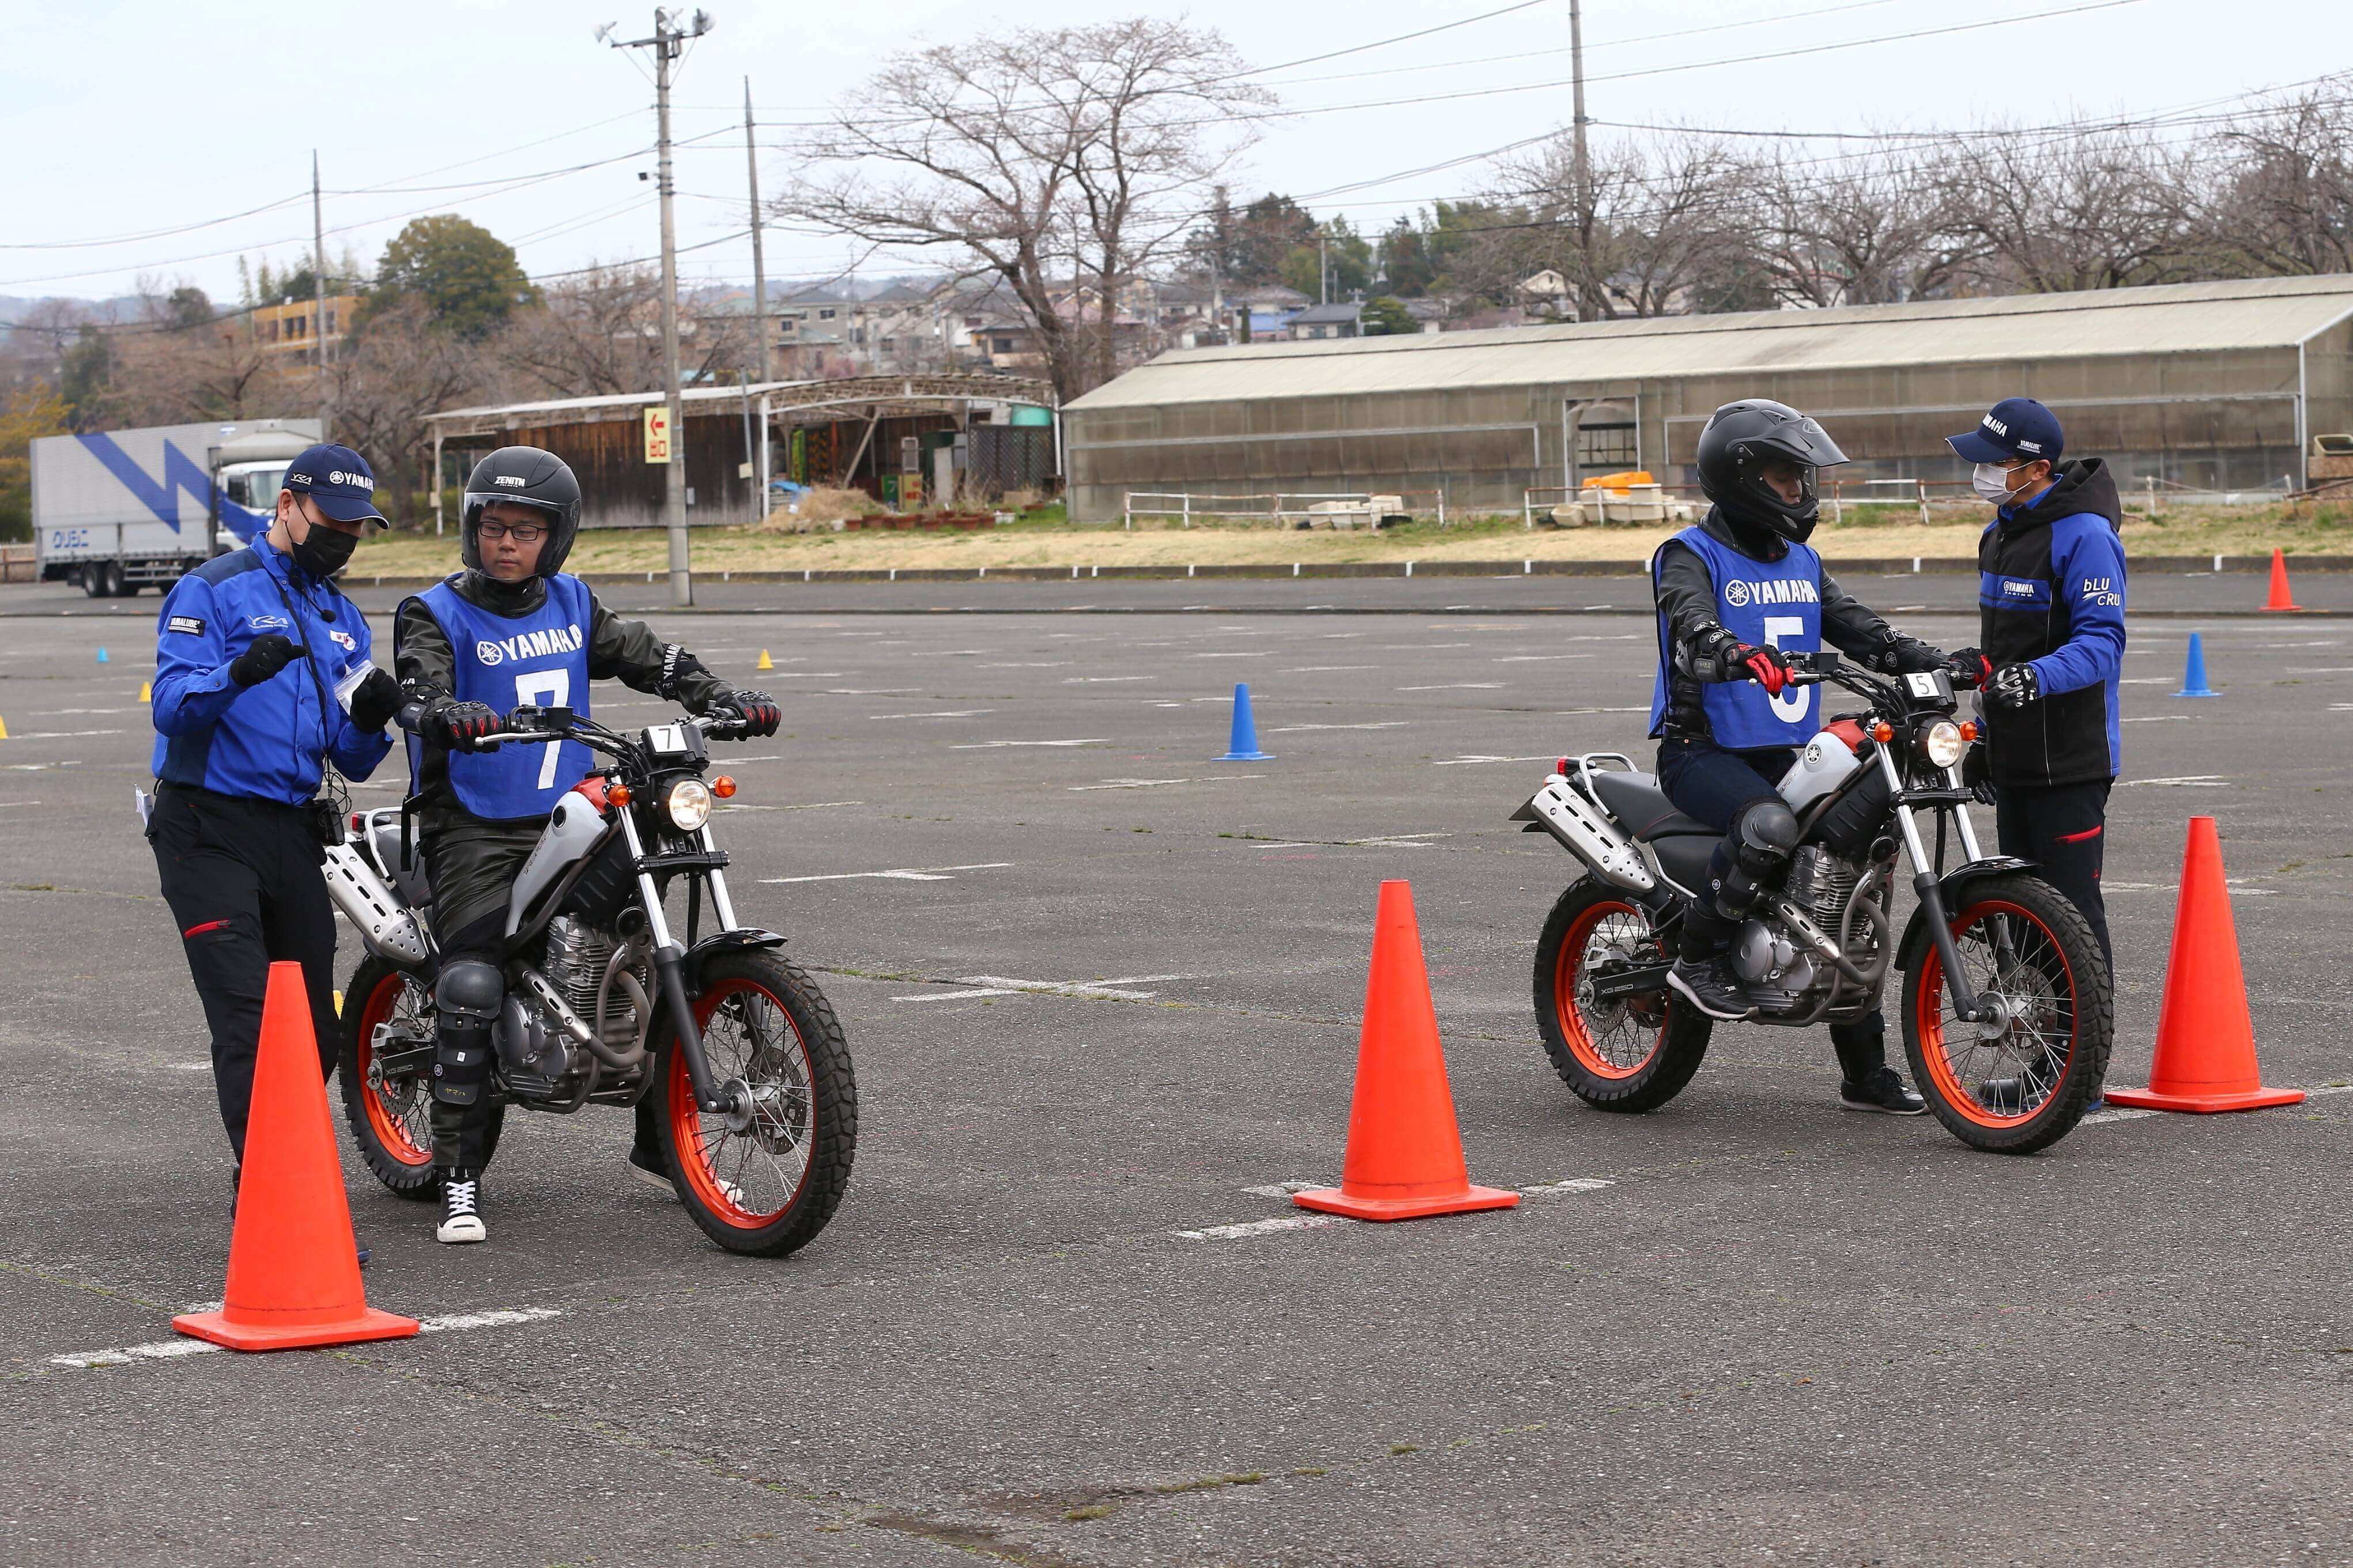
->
xmin=601 ymin=7 xmax=714 ymax=607
xmin=1318 ymin=228 xmax=1330 ymax=306
xmin=1568 ymin=0 xmax=1593 ymax=323
xmin=743 ymin=75 xmax=771 ymax=515
xmin=312 ymin=150 xmax=329 ymax=439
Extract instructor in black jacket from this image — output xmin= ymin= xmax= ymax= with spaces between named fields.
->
xmin=1945 ymin=398 xmax=2126 ymax=965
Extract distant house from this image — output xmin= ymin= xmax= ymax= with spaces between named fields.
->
xmin=1288 ymin=302 xmax=1363 ymax=341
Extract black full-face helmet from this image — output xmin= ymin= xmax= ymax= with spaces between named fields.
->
xmin=461 ymin=445 xmax=582 ymax=576
xmin=1694 ymin=399 xmax=1849 ymax=545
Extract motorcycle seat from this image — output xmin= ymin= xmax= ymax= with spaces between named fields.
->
xmin=1589 ymin=770 xmax=1714 ymax=841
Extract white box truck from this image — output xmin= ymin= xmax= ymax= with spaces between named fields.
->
xmin=31 ymin=418 xmax=321 ymax=598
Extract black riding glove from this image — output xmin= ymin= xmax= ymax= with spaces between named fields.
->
xmin=1944 ymin=648 xmax=1993 ymax=690
xmin=1986 ymin=662 xmax=2041 ymax=708
xmin=228 ymin=633 xmax=301 ymax=688
xmin=423 ymin=696 xmax=503 ymax=751
xmin=347 ymin=667 xmax=404 ymax=733
xmin=707 ymin=689 xmax=781 ymax=737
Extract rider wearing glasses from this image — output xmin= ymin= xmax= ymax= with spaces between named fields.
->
xmin=393 ymin=446 xmax=781 ymax=1244
xmin=1649 ymin=400 xmax=1972 ymax=1114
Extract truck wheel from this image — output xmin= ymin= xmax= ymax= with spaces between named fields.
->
xmin=102 ymin=562 xmax=129 ymax=597
xmin=79 ymin=566 xmax=105 ymax=599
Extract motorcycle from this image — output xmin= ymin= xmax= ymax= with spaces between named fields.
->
xmin=1511 ymin=651 xmax=2110 ymax=1154
xmin=320 ymin=702 xmax=855 ymax=1256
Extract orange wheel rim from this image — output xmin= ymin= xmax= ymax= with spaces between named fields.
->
xmin=668 ymin=977 xmax=816 ymax=1228
xmin=1913 ymin=898 xmax=2077 ymax=1128
xmin=356 ymin=972 xmax=432 ymax=1167
xmin=1553 ymin=898 xmax=1667 ymax=1080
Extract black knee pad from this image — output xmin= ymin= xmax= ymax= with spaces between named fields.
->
xmin=433 ymin=959 xmax=502 ymax=1108
xmin=1733 ymin=798 xmax=1800 ymax=876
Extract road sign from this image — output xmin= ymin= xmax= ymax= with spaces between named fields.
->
xmin=643 ymin=405 xmax=672 ymax=464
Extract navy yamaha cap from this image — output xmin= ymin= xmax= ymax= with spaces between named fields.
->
xmin=1947 ymin=398 xmax=2064 ymax=465
xmin=283 ymin=443 xmax=389 ymax=527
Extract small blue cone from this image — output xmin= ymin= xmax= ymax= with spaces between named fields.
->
xmin=1220 ymin=682 xmax=1273 ymax=761
xmin=95 ymin=647 xmax=108 ymax=664
xmin=2173 ymin=632 xmax=2217 ymax=698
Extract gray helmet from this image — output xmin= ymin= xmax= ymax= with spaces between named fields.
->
xmin=461 ymin=446 xmax=582 ymax=576
xmin=1695 ymin=399 xmax=1849 ymax=545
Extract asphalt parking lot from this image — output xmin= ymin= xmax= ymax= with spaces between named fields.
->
xmin=3 ymin=584 xmax=2348 ymax=1566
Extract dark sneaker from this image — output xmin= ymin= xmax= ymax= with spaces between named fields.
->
xmin=237 ymin=1164 xmax=367 ymax=1265
xmin=1841 ymin=1067 xmax=1928 ymax=1115
xmin=627 ymin=1144 xmax=673 ymax=1193
xmin=1977 ymin=1051 xmax=2083 ymax=1117
xmin=437 ymin=1169 xmax=487 ymax=1245
xmin=1666 ymin=954 xmax=1755 ymax=1021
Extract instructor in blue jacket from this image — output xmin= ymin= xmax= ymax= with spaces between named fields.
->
xmin=1946 ymin=398 xmax=2125 ymax=966
xmin=149 ymin=445 xmax=404 ymax=1184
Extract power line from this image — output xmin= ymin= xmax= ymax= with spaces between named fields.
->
xmin=1226 ymin=0 xmax=1553 ymax=80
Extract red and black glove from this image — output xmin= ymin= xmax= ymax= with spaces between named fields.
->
xmin=423 ymin=696 xmax=502 ymax=751
xmin=1944 ymin=647 xmax=1993 ymax=690
xmin=709 ymin=689 xmax=781 ymax=737
xmin=1732 ymin=643 xmax=1793 ymax=695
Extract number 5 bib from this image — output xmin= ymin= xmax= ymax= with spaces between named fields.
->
xmin=1647 ymin=526 xmax=1823 ymax=750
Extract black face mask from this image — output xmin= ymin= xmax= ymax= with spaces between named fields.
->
xmin=289 ymin=520 xmax=359 ymax=580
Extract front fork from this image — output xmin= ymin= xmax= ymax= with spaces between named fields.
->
xmin=1882 ymin=747 xmax=1984 ymax=1022
xmin=619 ymin=811 xmax=731 ymax=1116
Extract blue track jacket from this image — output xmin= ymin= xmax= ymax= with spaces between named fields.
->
xmin=150 ymin=533 xmax=393 ymax=804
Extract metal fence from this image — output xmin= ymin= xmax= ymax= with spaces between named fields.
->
xmin=1121 ymin=490 xmax=1449 ymax=529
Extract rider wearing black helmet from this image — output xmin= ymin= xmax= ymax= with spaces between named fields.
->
xmin=394 ymin=445 xmax=782 ymax=1244
xmin=1647 ymin=400 xmax=1966 ymax=1114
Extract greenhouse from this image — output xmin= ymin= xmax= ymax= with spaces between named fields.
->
xmin=1059 ymin=275 xmax=2353 ymax=523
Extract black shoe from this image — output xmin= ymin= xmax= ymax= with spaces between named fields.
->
xmin=437 ymin=1169 xmax=487 ymax=1245
xmin=1666 ymin=955 xmax=1754 ymax=1021
xmin=1841 ymin=1067 xmax=1928 ymax=1114
xmin=236 ymin=1165 xmax=367 ymax=1265
xmin=627 ymin=1144 xmax=673 ymax=1193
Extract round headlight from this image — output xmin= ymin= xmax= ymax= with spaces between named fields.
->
xmin=1921 ymin=720 xmax=1966 ymax=770
xmin=664 ymin=777 xmax=712 ymax=832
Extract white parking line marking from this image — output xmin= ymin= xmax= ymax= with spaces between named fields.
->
xmin=1434 ymin=754 xmax=1560 ymax=766
xmin=29 ymin=708 xmax=132 ymax=716
xmin=6 ymin=729 xmax=123 ymax=739
xmin=867 ymin=709 xmax=994 ymax=720
xmin=2081 ymin=1108 xmax=2163 ymax=1125
xmin=1191 ymin=652 xmax=1270 ymax=659
xmin=957 ymin=974 xmax=1181 ymax=1001
xmin=1069 ymin=775 xmax=1264 ymax=791
xmin=2117 ymin=774 xmax=2229 ymax=788
xmin=1398 ymin=683 xmax=1502 ymax=691
xmin=1242 ymin=1181 xmax=1321 ymax=1197
xmin=762 ymin=862 xmax=1013 ymax=884
xmin=2120 ymin=716 xmax=2189 ymax=723
xmin=893 ymin=988 xmax=1020 ymax=1002
xmin=1518 ymin=1178 xmax=1615 ymax=1197
xmin=50 ymin=1305 xmax=563 ymax=1369
xmin=1284 ymin=666 xmax=1376 ymax=673
xmin=1268 ymin=722 xmax=1409 ymax=732
xmin=2 ymin=761 xmax=82 ymax=771
xmin=717 ymin=800 xmax=863 ymax=814
xmin=1176 ymin=1214 xmax=1340 ymax=1242
xmin=949 ymin=738 xmax=1108 ymax=749
xmin=1492 ymin=655 xmax=1593 ymax=663
xmin=1064 ymin=676 xmax=1155 ymax=683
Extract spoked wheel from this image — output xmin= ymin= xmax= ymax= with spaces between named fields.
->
xmin=652 ymin=951 xmax=856 ymax=1257
xmin=337 ymin=954 xmax=500 ymax=1198
xmin=1900 ymin=872 xmax=2112 ymax=1155
xmin=1534 ymin=880 xmax=1712 ymax=1113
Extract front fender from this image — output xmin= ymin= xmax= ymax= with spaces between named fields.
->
xmin=1895 ymin=856 xmax=2036 ymax=970
xmin=681 ymin=927 xmax=787 ymax=993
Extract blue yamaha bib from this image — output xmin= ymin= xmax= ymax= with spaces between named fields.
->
xmin=1648 ymin=526 xmax=1824 ymax=749
xmin=408 ymin=575 xmax=595 ymax=820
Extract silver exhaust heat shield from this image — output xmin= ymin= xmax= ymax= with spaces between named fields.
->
xmin=321 ymin=842 xmax=431 ymax=966
xmin=1513 ymin=779 xmax=1656 ymax=893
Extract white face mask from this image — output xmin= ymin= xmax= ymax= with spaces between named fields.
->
xmin=1973 ymin=462 xmax=2026 ymax=505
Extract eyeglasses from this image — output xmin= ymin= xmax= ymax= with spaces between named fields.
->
xmin=477 ymin=520 xmax=548 ymax=543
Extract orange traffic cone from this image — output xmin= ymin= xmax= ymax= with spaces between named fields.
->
xmin=2105 ymin=818 xmax=2305 ymax=1114
xmin=175 ymin=963 xmax=420 ymax=1351
xmin=2261 ymin=549 xmax=2302 ymax=612
xmin=1294 ymin=882 xmax=1521 ymax=1222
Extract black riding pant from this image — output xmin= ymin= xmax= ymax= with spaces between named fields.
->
xmin=422 ymin=819 xmax=659 ymax=1170
xmin=148 ymin=784 xmax=340 ymax=1165
xmin=1656 ymin=735 xmax=1891 ymax=1085
xmin=1994 ymin=780 xmax=2113 ymax=966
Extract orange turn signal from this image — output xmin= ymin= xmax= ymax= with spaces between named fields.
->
xmin=607 ymin=783 xmax=633 ymax=807
xmin=1871 ymin=721 xmax=1895 ymax=743
xmin=1959 ymin=721 xmax=1978 ymax=742
xmin=711 ymin=775 xmax=737 ymax=799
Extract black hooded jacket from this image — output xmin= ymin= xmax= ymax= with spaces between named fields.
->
xmin=1976 ymin=458 xmax=2127 ymax=788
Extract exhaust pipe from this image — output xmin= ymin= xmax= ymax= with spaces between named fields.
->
xmin=321 ymin=843 xmax=431 ymax=965
xmin=1511 ymin=777 xmax=1656 ymax=893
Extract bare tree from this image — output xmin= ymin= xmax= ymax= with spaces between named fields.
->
xmin=329 ymin=296 xmax=487 ymax=524
xmin=777 ymin=18 xmax=1268 ymax=401
xmin=497 ymin=264 xmax=667 ymax=396
xmin=1752 ymin=149 xmax=1970 ymax=307
xmin=1479 ymin=131 xmax=1749 ymax=319
xmin=1936 ymin=129 xmax=2199 ymax=293
xmin=2203 ymin=84 xmax=2353 ymax=277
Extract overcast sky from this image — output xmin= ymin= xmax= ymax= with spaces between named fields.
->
xmin=1 ymin=0 xmax=2333 ymax=307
